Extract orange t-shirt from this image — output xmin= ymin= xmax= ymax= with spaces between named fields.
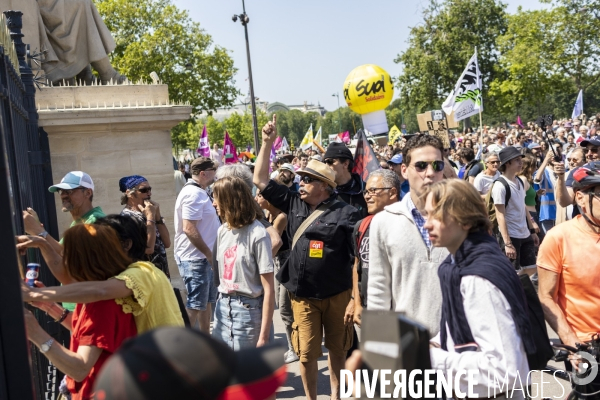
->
xmin=537 ymin=215 xmax=600 ymax=341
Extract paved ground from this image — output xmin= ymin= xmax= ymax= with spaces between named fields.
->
xmin=270 ymin=308 xmax=572 ymax=399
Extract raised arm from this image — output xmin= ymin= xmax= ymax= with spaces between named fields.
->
xmin=253 ymin=114 xmax=277 ymax=191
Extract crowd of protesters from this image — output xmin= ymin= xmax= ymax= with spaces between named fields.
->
xmin=15 ymin=110 xmax=600 ymax=400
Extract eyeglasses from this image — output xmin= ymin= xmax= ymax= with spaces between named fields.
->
xmin=586 ymin=148 xmax=599 ymax=154
xmin=300 ymin=175 xmax=319 ymax=184
xmin=138 ymin=187 xmax=152 ymax=194
xmin=58 ymin=187 xmax=85 ymax=196
xmin=323 ymin=159 xmax=336 ymax=165
xmin=411 ymin=160 xmax=445 ymax=172
xmin=363 ymin=187 xmax=393 ymax=197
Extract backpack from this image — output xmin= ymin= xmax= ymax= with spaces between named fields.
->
xmin=462 ymin=160 xmax=480 ymax=181
xmin=519 ymin=274 xmax=554 ymax=370
xmin=484 ymin=176 xmax=523 ymax=231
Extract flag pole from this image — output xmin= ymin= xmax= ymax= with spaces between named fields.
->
xmin=476 ymin=47 xmax=484 ymax=151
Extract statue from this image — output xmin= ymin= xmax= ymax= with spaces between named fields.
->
xmin=0 ymin=0 xmax=126 ymax=85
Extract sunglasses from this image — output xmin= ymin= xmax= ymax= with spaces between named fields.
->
xmin=363 ymin=187 xmax=393 ymax=196
xmin=411 ymin=160 xmax=445 ymax=172
xmin=586 ymin=148 xmax=599 ymax=153
xmin=323 ymin=159 xmax=336 ymax=165
xmin=58 ymin=187 xmax=86 ymax=196
xmin=301 ymin=175 xmax=319 ymax=184
xmin=138 ymin=187 xmax=152 ymax=194
xmin=487 ymin=160 xmax=500 ymax=165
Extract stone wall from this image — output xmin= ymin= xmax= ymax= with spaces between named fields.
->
xmin=36 ymin=84 xmax=192 ymax=284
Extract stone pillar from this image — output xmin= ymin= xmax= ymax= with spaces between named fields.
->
xmin=36 ymin=83 xmax=192 ymax=284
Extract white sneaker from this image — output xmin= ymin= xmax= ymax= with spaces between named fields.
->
xmin=284 ymin=349 xmax=299 ymax=364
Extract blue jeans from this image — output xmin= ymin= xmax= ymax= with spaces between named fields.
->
xmin=177 ymin=258 xmax=217 ymax=311
xmin=213 ymin=293 xmax=270 ymax=350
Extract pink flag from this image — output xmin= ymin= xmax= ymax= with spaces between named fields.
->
xmin=197 ymin=125 xmax=210 ymax=157
xmin=223 ymin=131 xmax=238 ymax=165
xmin=273 ymin=136 xmax=283 ymax=150
xmin=516 ymin=116 xmax=523 ymax=127
xmin=339 ymin=131 xmax=350 ymax=144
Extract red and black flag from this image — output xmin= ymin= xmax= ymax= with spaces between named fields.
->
xmin=352 ymin=129 xmax=381 ymax=182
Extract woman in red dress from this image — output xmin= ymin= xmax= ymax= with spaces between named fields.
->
xmin=24 ymin=224 xmax=137 ymax=400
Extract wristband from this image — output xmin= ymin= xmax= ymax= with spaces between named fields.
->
xmin=156 ymin=217 xmax=165 ymax=225
xmin=529 ymin=228 xmax=536 ymax=234
xmin=505 ymin=243 xmax=514 ymax=248
xmin=54 ymin=308 xmax=70 ymax=323
xmin=147 ymin=219 xmax=156 ymax=224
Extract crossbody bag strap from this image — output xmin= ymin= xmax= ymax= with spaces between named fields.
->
xmin=291 ymin=200 xmax=338 ymax=250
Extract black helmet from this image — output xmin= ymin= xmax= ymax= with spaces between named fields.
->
xmin=572 ymin=161 xmax=600 ymax=192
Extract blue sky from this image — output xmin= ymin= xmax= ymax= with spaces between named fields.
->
xmin=174 ymin=0 xmax=547 ymax=112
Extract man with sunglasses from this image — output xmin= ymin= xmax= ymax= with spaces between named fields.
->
xmin=120 ymin=175 xmax=171 ymax=278
xmin=368 ymin=135 xmax=448 ymax=335
xmin=537 ymin=162 xmax=600 ymax=386
xmin=254 ymin=115 xmax=361 ymax=400
xmin=174 ymin=157 xmax=220 ymax=332
xmin=323 ymin=142 xmax=368 ymax=218
xmin=21 ymin=171 xmax=104 ymax=311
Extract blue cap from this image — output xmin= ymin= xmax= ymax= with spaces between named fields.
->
xmin=387 ymin=154 xmax=403 ymax=164
xmin=528 ymin=142 xmax=541 ymax=149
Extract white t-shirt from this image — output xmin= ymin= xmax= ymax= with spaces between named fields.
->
xmin=216 ymin=220 xmax=273 ymax=298
xmin=174 ymin=180 xmax=221 ymax=262
xmin=473 ymin=171 xmax=501 ymax=195
xmin=210 ymin=149 xmax=223 ymax=166
xmin=491 ymin=177 xmax=530 ymax=239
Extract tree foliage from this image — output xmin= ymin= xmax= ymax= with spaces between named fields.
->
xmin=395 ymin=0 xmax=508 ymax=114
xmin=94 ymin=0 xmax=240 ymax=149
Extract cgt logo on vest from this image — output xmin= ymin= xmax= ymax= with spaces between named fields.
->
xmin=309 ymin=240 xmax=324 ymax=258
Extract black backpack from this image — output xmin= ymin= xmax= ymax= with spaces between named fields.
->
xmin=519 ymin=274 xmax=554 ymax=370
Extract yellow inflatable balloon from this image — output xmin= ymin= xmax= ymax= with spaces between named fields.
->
xmin=343 ymin=64 xmax=394 ymax=115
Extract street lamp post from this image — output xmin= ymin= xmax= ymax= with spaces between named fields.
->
xmin=233 ymin=0 xmax=260 ymax=152
xmin=332 ymin=93 xmax=342 ymax=134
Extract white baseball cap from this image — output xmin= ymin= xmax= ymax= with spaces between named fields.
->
xmin=48 ymin=171 xmax=94 ymax=193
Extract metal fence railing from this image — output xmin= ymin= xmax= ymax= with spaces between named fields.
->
xmin=0 ymin=10 xmax=65 ymax=400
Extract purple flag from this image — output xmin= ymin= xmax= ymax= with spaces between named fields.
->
xmin=223 ymin=131 xmax=238 ymax=165
xmin=273 ymin=136 xmax=283 ymax=150
xmin=197 ymin=125 xmax=210 ymax=157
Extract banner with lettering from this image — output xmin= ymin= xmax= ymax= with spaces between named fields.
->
xmin=442 ymin=50 xmax=483 ymax=123
xmin=197 ymin=125 xmax=210 ymax=157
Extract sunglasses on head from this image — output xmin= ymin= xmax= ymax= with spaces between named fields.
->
xmin=138 ymin=187 xmax=152 ymax=194
xmin=412 ymin=160 xmax=445 ymax=172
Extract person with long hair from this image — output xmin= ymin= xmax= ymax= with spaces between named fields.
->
xmin=211 ymin=176 xmax=275 ymax=349
xmin=20 ymin=215 xmax=184 ymax=334
xmin=519 ymin=154 xmax=541 ymax=235
xmin=423 ymin=180 xmax=533 ymax=399
xmin=23 ymin=224 xmax=137 ymax=400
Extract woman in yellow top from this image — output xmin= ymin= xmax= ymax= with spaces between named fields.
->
xmin=20 ymin=214 xmax=183 ymax=333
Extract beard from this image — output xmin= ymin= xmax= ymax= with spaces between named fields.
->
xmin=279 ymin=174 xmax=292 ymax=185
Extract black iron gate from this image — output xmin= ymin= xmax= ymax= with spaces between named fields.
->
xmin=0 ymin=10 xmax=65 ymax=400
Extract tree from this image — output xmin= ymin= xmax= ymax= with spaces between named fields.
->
xmin=394 ymin=0 xmax=508 ymax=116
xmin=94 ymin=0 xmax=239 ymax=148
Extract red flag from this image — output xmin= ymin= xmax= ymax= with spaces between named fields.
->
xmin=352 ymin=130 xmax=381 ymax=182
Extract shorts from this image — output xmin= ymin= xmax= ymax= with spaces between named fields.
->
xmin=290 ymin=289 xmax=354 ymax=363
xmin=212 ymin=293 xmax=265 ymax=350
xmin=498 ymin=235 xmax=537 ymax=271
xmin=177 ymin=258 xmax=217 ymax=311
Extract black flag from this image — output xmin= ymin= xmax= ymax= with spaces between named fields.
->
xmin=352 ymin=129 xmax=381 ymax=182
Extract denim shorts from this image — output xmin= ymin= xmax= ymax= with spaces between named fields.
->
xmin=212 ymin=293 xmax=267 ymax=351
xmin=177 ymin=258 xmax=217 ymax=311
